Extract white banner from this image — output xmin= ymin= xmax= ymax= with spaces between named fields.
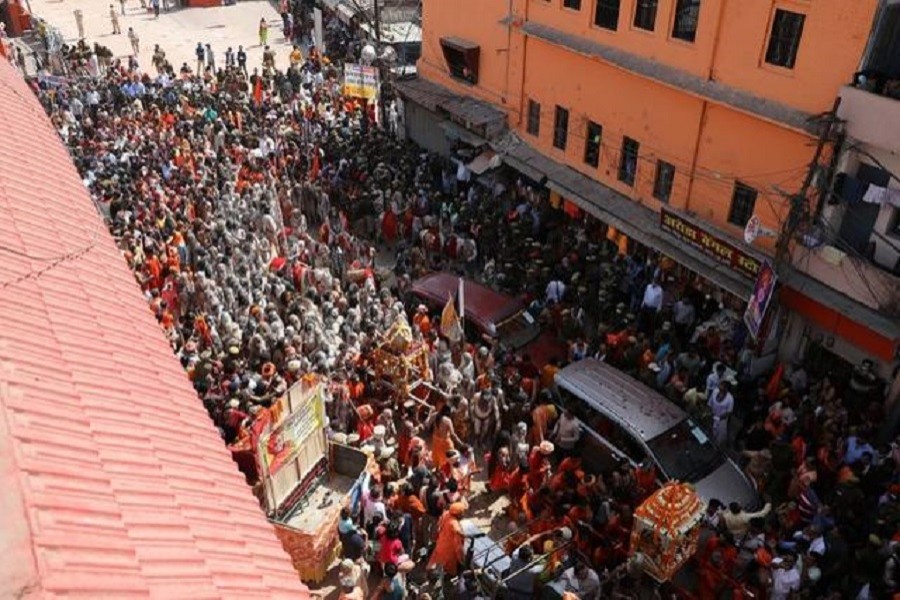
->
xmin=314 ymin=8 xmax=325 ymax=55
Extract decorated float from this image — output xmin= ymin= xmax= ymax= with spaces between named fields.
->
xmin=250 ymin=375 xmax=369 ymax=583
xmin=629 ymin=481 xmax=705 ymax=583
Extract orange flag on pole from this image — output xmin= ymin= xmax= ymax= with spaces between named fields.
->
xmin=440 ymin=292 xmax=462 ymax=343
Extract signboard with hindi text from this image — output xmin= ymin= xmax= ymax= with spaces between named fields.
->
xmin=343 ymin=63 xmax=379 ymax=99
xmin=659 ymin=208 xmax=762 ymax=279
xmin=256 ymin=376 xmax=327 ymax=512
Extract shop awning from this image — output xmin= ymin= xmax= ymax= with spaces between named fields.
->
xmin=466 ymin=150 xmax=498 ymax=175
xmin=780 ymin=272 xmax=900 ymax=362
xmin=440 ymin=120 xmax=487 ymax=147
xmin=395 ymin=78 xmax=506 ymax=139
xmin=499 ymin=133 xmax=754 ymax=299
xmin=503 ymin=152 xmax=547 ymax=185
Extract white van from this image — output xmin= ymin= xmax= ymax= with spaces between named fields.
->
xmin=555 ymin=358 xmax=761 ymax=510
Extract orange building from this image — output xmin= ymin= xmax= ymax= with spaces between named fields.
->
xmin=397 ymin=0 xmax=900 ymax=374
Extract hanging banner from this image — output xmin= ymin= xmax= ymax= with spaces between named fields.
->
xmin=744 ymin=260 xmax=777 ymax=340
xmin=343 ymin=63 xmax=379 ymax=99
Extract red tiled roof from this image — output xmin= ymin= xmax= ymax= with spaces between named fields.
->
xmin=0 ymin=62 xmax=309 ymax=599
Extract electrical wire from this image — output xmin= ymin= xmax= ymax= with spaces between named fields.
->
xmin=802 ymin=214 xmax=893 ymax=308
xmin=0 ymin=223 xmax=101 ymax=290
xmin=820 ymin=187 xmax=900 ymax=257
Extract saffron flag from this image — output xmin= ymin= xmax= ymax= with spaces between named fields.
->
xmin=440 ymin=292 xmax=462 ymax=343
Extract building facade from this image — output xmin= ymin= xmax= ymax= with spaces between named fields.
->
xmin=398 ymin=0 xmax=900 ymax=376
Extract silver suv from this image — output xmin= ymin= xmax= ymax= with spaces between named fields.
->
xmin=555 ymin=358 xmax=761 ymax=510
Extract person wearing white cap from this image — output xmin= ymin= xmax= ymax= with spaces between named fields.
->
xmin=339 ymin=558 xmax=369 ymax=598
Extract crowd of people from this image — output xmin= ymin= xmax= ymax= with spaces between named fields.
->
xmin=19 ymin=0 xmax=900 ymax=596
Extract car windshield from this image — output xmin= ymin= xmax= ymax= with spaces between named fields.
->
xmin=646 ymin=419 xmax=725 ymax=482
xmin=495 ymin=311 xmax=541 ymax=350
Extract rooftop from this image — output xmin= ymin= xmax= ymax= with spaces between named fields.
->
xmin=0 ymin=61 xmax=308 ymax=599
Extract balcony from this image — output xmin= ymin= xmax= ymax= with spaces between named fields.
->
xmin=838 ymin=84 xmax=900 ymax=152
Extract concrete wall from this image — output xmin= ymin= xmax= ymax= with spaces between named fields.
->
xmin=417 ymin=0 xmax=878 ymax=251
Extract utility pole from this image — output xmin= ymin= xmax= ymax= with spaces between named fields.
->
xmin=373 ymin=0 xmax=387 ymax=128
xmin=775 ymin=97 xmax=842 ymax=267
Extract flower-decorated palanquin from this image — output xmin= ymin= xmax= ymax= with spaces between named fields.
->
xmin=629 ymin=481 xmax=705 ymax=582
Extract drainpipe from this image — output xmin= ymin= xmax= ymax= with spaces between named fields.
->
xmin=515 ymin=0 xmax=529 ymax=128
xmin=685 ymin=0 xmax=727 ymax=213
xmin=503 ymin=0 xmax=513 ymax=105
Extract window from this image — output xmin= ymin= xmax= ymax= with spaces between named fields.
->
xmin=584 ymin=121 xmax=602 ymax=167
xmin=563 ymin=0 xmax=582 ymax=9
xmin=672 ymin=0 xmax=700 ymax=42
xmin=594 ymin=0 xmax=621 ymax=30
xmin=864 ymin=4 xmax=900 ymax=80
xmin=728 ymin=182 xmax=758 ymax=227
xmin=653 ymin=160 xmax=675 ymax=202
xmin=633 ymin=0 xmax=658 ymax=31
xmin=527 ymin=100 xmax=541 ymax=136
xmin=553 ymin=106 xmax=569 ymax=150
xmin=439 ymin=37 xmax=480 ymax=84
xmin=618 ymin=136 xmax=639 ymax=186
xmin=765 ymin=9 xmax=805 ymax=69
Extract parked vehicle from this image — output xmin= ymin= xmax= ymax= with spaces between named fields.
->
xmin=410 ymin=273 xmax=566 ymax=366
xmin=555 ymin=358 xmax=761 ymax=510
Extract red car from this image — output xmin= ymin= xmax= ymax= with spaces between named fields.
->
xmin=410 ymin=273 xmax=566 ymax=367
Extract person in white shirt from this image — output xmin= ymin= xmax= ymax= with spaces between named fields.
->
xmin=708 ymin=380 xmax=734 ymax=446
xmin=770 ymin=555 xmax=801 ymax=600
xmin=706 ymin=362 xmax=727 ymax=399
xmin=639 ymin=277 xmax=663 ymax=333
xmin=545 ymin=279 xmax=566 ymax=305
xmin=559 ymin=562 xmax=601 ymax=599
xmin=551 ymin=407 xmax=581 ymax=457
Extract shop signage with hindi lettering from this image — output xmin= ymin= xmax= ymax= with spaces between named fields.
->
xmin=260 ymin=385 xmax=324 ymax=476
xmin=659 ymin=208 xmax=762 ymax=279
xmin=343 ymin=63 xmax=379 ymax=100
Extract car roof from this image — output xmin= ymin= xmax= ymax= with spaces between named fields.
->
xmin=555 ymin=358 xmax=685 ymax=441
xmin=410 ymin=273 xmax=523 ymax=332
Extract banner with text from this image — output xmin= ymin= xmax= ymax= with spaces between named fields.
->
xmin=659 ymin=208 xmax=761 ymax=279
xmin=343 ymin=63 xmax=379 ymax=100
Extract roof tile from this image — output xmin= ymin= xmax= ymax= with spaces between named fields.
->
xmin=0 ymin=61 xmax=307 ymax=599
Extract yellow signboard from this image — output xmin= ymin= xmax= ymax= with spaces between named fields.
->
xmin=343 ymin=63 xmax=379 ymax=99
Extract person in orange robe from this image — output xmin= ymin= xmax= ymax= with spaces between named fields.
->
xmin=381 ymin=206 xmax=398 ymax=245
xmin=530 ymin=398 xmax=557 ymax=445
xmin=145 ymin=253 xmax=163 ymax=291
xmin=488 ymin=446 xmax=513 ymax=493
xmin=527 ymin=441 xmax=554 ymax=491
xmin=428 ymin=501 xmax=467 ymax=576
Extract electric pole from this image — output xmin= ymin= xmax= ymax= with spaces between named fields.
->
xmin=774 ymin=97 xmax=842 ymax=268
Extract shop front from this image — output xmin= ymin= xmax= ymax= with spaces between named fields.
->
xmin=395 ymin=77 xmax=505 ymax=158
xmin=777 ymin=276 xmax=900 ymax=383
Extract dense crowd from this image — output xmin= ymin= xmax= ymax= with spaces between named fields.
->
xmin=22 ymin=0 xmax=900 ymax=596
